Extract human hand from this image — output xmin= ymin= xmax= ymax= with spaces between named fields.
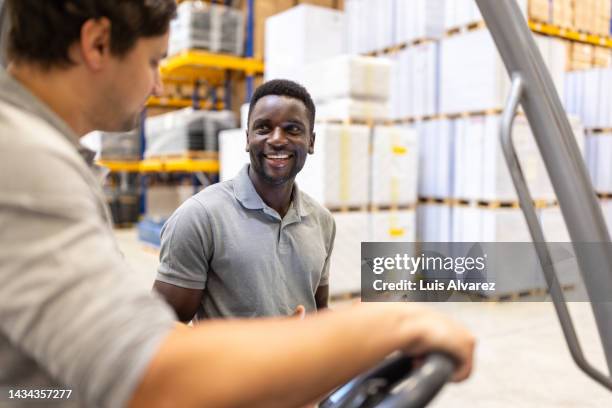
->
xmin=399 ymin=306 xmax=476 ymax=382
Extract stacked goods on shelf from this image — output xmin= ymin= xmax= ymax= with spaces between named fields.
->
xmin=564 ymin=68 xmax=612 ymax=128
xmin=99 ymin=130 xmax=141 ymax=161
xmin=565 ymin=43 xmax=612 ymax=71
xmin=443 ymin=0 xmax=483 ymax=30
xmin=528 ymin=0 xmax=611 ymax=36
xmin=416 ymin=203 xmax=453 ymax=242
xmin=264 ymin=4 xmax=345 ymax=82
xmin=553 ymin=0 xmax=573 ymax=27
xmin=246 ymin=0 xmax=341 ymax=61
xmin=169 ymin=1 xmax=244 ymax=56
xmin=297 ymin=123 xmax=368 ymax=296
xmin=328 ymin=212 xmax=369 ymax=295
xmin=297 ymin=123 xmax=370 ymax=208
xmin=344 ymin=0 xmax=445 ymax=55
xmin=529 ymin=0 xmax=550 ymax=22
xmin=440 ymin=30 xmax=565 ymax=114
xmin=452 ymin=115 xmax=583 ymax=202
xmin=304 ymin=55 xmax=391 ymax=120
xmin=417 ymin=119 xmax=454 ymax=199
xmin=388 ymin=41 xmax=439 ymax=120
xmin=574 ymin=0 xmax=611 ymax=35
xmin=371 ymin=126 xmax=418 ymax=207
xmin=144 ymin=108 xmax=236 ymax=158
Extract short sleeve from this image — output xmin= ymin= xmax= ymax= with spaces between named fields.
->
xmin=318 ymin=216 xmax=336 ymax=287
xmin=156 ymin=197 xmax=214 ymax=290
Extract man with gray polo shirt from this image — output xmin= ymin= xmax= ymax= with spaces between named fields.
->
xmin=154 ymin=80 xmax=335 ymax=321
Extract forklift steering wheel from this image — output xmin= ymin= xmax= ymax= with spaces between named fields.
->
xmin=319 ymin=353 xmax=455 ymax=408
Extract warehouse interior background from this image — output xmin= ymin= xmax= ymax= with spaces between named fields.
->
xmin=67 ymin=0 xmax=612 ymax=406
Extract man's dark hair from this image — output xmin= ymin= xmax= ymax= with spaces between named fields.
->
xmin=6 ymin=0 xmax=176 ymax=68
xmin=248 ymin=79 xmax=316 ymax=133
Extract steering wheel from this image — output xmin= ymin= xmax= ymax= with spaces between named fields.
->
xmin=319 ymin=353 xmax=455 ymax=408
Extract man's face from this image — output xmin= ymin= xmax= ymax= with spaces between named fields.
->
xmin=92 ymin=32 xmax=168 ymax=132
xmin=247 ymin=95 xmax=315 ymax=187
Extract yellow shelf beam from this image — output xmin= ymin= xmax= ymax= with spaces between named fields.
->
xmin=97 ymin=160 xmax=141 ymax=172
xmin=140 ymin=158 xmax=219 ymax=173
xmin=528 ymin=20 xmax=612 ymax=48
xmin=98 ymin=158 xmax=220 ymax=173
xmin=160 ymin=50 xmax=264 ymax=86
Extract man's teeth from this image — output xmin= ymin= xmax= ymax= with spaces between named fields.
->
xmin=266 ymin=154 xmax=289 ymax=159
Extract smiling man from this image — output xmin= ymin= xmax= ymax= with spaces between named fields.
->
xmin=154 ymin=80 xmax=335 ymax=321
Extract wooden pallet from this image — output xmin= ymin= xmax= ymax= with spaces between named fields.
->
xmin=328 ymin=205 xmax=370 ymax=213
xmin=445 ymin=20 xmax=486 ymax=37
xmin=369 ymin=203 xmax=417 ymax=212
xmin=587 ymin=128 xmax=612 ymax=135
xmin=417 ymin=196 xmax=558 ymax=209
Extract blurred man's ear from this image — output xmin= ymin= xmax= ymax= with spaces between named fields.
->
xmin=77 ymin=17 xmax=112 ymax=71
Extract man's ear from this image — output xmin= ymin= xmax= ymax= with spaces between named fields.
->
xmin=245 ymin=129 xmax=249 ymax=152
xmin=308 ymin=131 xmax=316 ymax=154
xmin=76 ymin=17 xmax=112 ymax=71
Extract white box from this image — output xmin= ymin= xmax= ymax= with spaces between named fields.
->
xmin=417 ymin=119 xmax=453 ymax=198
xmin=329 ymin=211 xmax=369 ymax=295
xmin=297 ymin=123 xmax=370 ymax=208
xmin=219 ymin=128 xmax=248 ymax=182
xmin=440 ymin=31 xmax=563 ymax=114
xmin=394 ymin=0 xmax=445 ymax=44
xmin=416 ymin=204 xmax=453 ymax=242
xmin=371 ymin=125 xmax=419 ymax=206
xmin=390 ymin=42 xmax=439 ymax=119
xmin=369 ymin=210 xmax=417 ymax=242
xmin=316 ymin=98 xmax=389 ymax=121
xmin=480 ymin=207 xmax=532 ymax=242
xmin=265 ymin=5 xmax=345 ymax=81
xmin=304 ymin=55 xmax=392 ymax=103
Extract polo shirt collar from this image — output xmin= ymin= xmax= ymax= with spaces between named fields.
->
xmin=234 ymin=164 xmax=312 ymax=218
xmin=0 ymin=68 xmax=96 ymax=166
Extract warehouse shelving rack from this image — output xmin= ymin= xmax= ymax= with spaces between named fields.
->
xmin=96 ymin=0 xmax=263 ymax=240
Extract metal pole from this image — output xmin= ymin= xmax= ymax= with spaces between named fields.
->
xmin=475 ymin=0 xmax=612 ymax=378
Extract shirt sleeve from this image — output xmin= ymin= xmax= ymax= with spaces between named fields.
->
xmin=156 ymin=197 xmax=214 ymax=290
xmin=319 ymin=216 xmax=336 ymax=287
xmin=0 ymin=147 xmax=176 ymax=408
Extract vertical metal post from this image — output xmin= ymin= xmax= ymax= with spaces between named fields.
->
xmin=138 ymin=108 xmax=147 ymax=216
xmin=245 ymin=0 xmax=255 ymax=102
xmin=192 ymin=79 xmax=201 ymax=110
xmin=475 ymin=0 xmax=612 ymax=381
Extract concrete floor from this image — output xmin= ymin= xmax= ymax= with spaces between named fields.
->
xmin=115 ymin=229 xmax=612 ymax=407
